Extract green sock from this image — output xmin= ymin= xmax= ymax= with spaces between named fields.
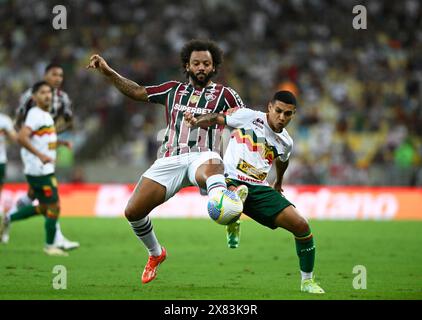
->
xmin=45 ymin=217 xmax=57 ymax=245
xmin=44 ymin=207 xmax=60 ymax=245
xmin=295 ymin=230 xmax=315 ymax=273
xmin=10 ymin=205 xmax=38 ymax=222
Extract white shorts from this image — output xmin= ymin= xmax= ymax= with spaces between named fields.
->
xmin=142 ymin=151 xmax=223 ymax=201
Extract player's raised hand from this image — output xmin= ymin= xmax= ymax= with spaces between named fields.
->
xmin=184 ymin=112 xmax=198 ymax=128
xmin=86 ymin=54 xmax=112 ymax=76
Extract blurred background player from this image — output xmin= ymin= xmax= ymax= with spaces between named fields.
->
xmin=184 ymin=91 xmax=325 ymax=293
xmin=87 ymin=39 xmax=247 ymax=284
xmin=7 ymin=63 xmax=79 ymax=250
xmin=0 ymin=81 xmax=73 ymax=256
xmin=15 ymin=63 xmax=73 ymax=132
xmin=0 ymin=112 xmax=18 ymax=225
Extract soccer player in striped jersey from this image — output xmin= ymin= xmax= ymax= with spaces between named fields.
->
xmin=184 ymin=91 xmax=325 ymax=294
xmin=0 ymin=81 xmax=73 ymax=256
xmin=87 ymin=39 xmax=247 ymax=284
xmin=15 ymin=63 xmax=73 ymax=132
xmin=7 ymin=63 xmax=79 ymax=250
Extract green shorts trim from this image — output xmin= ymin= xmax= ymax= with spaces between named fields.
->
xmin=0 ymin=163 xmax=5 ymax=185
xmin=226 ymin=178 xmax=294 ymax=229
xmin=25 ymin=173 xmax=59 ymax=204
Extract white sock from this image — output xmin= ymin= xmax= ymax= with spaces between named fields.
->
xmin=301 ymin=271 xmax=313 ymax=281
xmin=206 ymin=174 xmax=227 ymax=198
xmin=54 ymin=222 xmax=65 ymax=243
xmin=129 ymin=216 xmax=162 ymax=256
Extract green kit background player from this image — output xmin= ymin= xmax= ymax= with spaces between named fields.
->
xmin=184 ymin=91 xmax=325 ymax=293
xmin=0 ymin=81 xmax=73 ymax=256
xmin=8 ymin=63 xmax=79 ymax=250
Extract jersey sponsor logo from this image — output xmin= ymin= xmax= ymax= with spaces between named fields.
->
xmin=173 ymin=103 xmax=211 ymax=115
xmin=189 ymin=95 xmax=200 ymax=104
xmin=236 ymin=174 xmax=265 ymax=184
xmin=252 ymin=118 xmax=264 ymax=129
xmin=236 ymin=159 xmax=268 ymax=181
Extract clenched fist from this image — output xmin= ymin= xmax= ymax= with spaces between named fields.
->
xmin=184 ymin=112 xmax=198 ymax=128
xmin=86 ymin=54 xmax=113 ymax=76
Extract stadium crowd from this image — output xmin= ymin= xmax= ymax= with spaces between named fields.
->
xmin=0 ymin=0 xmax=421 ymax=185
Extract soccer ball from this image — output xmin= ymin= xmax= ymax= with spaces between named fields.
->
xmin=207 ymin=189 xmax=243 ymax=225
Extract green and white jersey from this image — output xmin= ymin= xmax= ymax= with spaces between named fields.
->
xmin=0 ymin=113 xmax=14 ymax=164
xmin=21 ymin=106 xmax=57 ymax=176
xmin=224 ymin=108 xmax=293 ymax=186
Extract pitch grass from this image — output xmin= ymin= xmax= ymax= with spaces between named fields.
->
xmin=0 ymin=217 xmax=421 ymax=300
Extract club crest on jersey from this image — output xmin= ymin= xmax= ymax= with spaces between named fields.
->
xmin=205 ymin=93 xmax=216 ymax=102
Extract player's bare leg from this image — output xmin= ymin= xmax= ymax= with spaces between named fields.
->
xmin=125 ymin=177 xmax=167 ymax=284
xmin=195 ymin=158 xmax=245 ymax=208
xmin=194 ymin=158 xmax=226 ymax=190
xmin=5 ymin=188 xmax=79 ymax=250
xmin=274 ymin=205 xmax=324 ymax=293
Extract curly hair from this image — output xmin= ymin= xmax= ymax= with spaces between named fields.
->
xmin=180 ymin=39 xmax=223 ymax=76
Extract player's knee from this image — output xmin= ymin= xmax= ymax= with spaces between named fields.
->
xmin=124 ymin=204 xmax=145 ymax=221
xmin=294 ymin=217 xmax=310 ymax=235
xmin=46 ymin=203 xmax=60 ymax=219
xmin=36 ymin=205 xmax=48 ymax=216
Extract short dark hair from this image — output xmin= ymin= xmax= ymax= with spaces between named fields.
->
xmin=32 ymin=81 xmax=52 ymax=94
xmin=45 ymin=63 xmax=62 ymax=74
xmin=272 ymin=90 xmax=297 ymax=106
xmin=180 ymin=39 xmax=223 ymax=76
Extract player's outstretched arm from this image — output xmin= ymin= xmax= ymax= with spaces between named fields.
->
xmin=184 ymin=112 xmax=225 ymax=129
xmin=86 ymin=54 xmax=148 ymax=102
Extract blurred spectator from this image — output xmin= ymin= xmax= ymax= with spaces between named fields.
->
xmin=0 ymin=0 xmax=420 ymax=185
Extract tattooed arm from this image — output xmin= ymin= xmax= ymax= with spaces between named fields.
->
xmin=184 ymin=112 xmax=226 ymax=129
xmin=86 ymin=54 xmax=148 ymax=102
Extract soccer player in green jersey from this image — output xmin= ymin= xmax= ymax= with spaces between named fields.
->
xmin=7 ymin=63 xmax=79 ymax=250
xmin=184 ymin=91 xmax=325 ymax=293
xmin=0 ymin=81 xmax=73 ymax=256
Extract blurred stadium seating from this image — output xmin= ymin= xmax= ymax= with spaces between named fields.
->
xmin=0 ymin=0 xmax=421 ymax=185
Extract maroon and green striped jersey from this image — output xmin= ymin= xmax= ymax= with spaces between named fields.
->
xmin=145 ymin=81 xmax=244 ymax=158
